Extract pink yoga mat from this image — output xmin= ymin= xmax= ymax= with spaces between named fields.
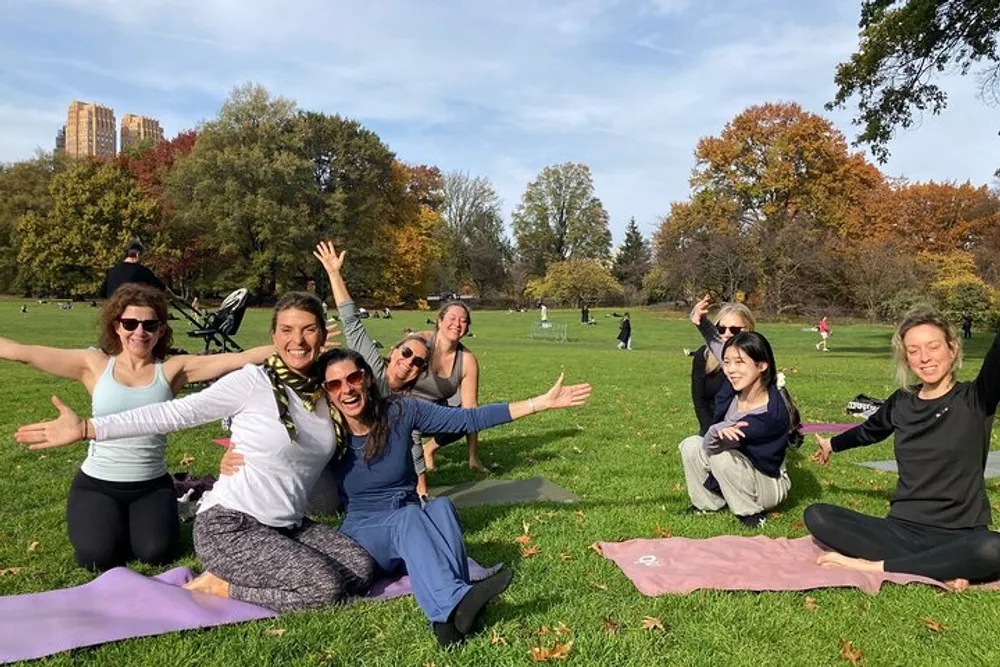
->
xmin=0 ymin=559 xmax=498 ymax=664
xmin=599 ymin=536 xmax=957 ymax=596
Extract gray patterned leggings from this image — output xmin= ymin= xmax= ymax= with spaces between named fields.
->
xmin=194 ymin=505 xmax=376 ymax=612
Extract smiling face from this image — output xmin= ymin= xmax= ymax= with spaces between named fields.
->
xmin=271 ymin=308 xmax=325 ymax=375
xmin=115 ymin=305 xmax=162 ymax=359
xmin=437 ymin=304 xmax=469 ymax=343
xmin=716 ymin=312 xmax=750 ymax=343
xmin=386 ymin=337 xmax=429 ymax=390
xmin=324 ymin=359 xmax=369 ymax=422
xmin=902 ymin=324 xmax=957 ymax=387
xmin=722 ymin=344 xmax=767 ymax=393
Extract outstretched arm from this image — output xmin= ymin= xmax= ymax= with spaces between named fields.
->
xmin=166 ymin=345 xmax=275 ymax=391
xmin=973 ymin=329 xmax=1000 ymax=415
xmin=314 ymin=241 xmax=351 ymax=307
xmin=0 ymin=337 xmax=99 ymax=386
xmin=689 ymin=295 xmax=723 ymax=362
xmin=810 ymin=394 xmax=897 ymax=465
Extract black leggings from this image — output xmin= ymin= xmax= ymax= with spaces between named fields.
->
xmin=804 ymin=503 xmax=1000 ymax=583
xmin=67 ymin=470 xmax=180 ymax=571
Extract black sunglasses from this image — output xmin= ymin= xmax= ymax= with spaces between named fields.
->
xmin=118 ymin=318 xmax=161 ymax=333
xmin=399 ymin=346 xmax=427 ymax=369
xmin=716 ymin=325 xmax=744 ymax=335
xmin=323 ymin=369 xmax=365 ymax=393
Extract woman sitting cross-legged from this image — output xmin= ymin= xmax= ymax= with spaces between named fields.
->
xmin=16 ymin=292 xmax=376 ymax=612
xmin=806 ymin=308 xmax=1000 ymax=590
xmin=679 ymin=295 xmax=803 ymax=529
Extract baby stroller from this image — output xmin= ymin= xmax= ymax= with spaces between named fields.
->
xmin=169 ymin=288 xmax=250 ymax=354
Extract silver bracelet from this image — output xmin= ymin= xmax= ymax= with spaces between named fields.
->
xmin=529 ymin=397 xmax=536 ymax=413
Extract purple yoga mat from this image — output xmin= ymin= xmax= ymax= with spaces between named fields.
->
xmin=0 ymin=559 xmax=498 ymax=664
xmin=801 ymin=422 xmax=857 ymax=435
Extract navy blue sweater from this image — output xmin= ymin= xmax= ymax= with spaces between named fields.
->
xmin=709 ymin=381 xmax=791 ymax=481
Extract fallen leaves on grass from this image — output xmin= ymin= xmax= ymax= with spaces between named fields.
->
xmin=514 ymin=534 xmax=533 ymax=545
xmin=558 ymin=551 xmax=573 ymax=561
xmin=530 ymin=640 xmax=573 ymax=662
xmin=265 ymin=627 xmax=287 ymax=638
xmin=491 ymin=629 xmax=508 ymax=646
xmin=768 ymin=511 xmax=784 ymax=519
xmin=588 ymin=581 xmax=608 ymax=590
xmin=520 ymin=544 xmax=541 ymax=558
xmin=554 ymin=622 xmax=571 ymax=637
xmin=838 ymin=639 xmax=863 ymax=666
xmin=179 ymin=454 xmax=195 ymax=467
xmin=0 ymin=567 xmax=22 ymax=577
xmin=653 ymin=524 xmax=672 ymax=538
xmin=575 ymin=510 xmax=586 ymax=521
xmin=672 ymin=483 xmax=683 ymax=492
xmin=641 ymin=616 xmax=666 ymax=631
xmin=27 ymin=541 xmax=39 ymax=553
xmin=804 ymin=596 xmax=819 ymax=612
xmin=602 ymin=617 xmax=620 ymax=634
xmin=790 ymin=520 xmax=806 ymax=531
xmin=588 ymin=542 xmax=603 ymax=556
xmin=922 ymin=618 xmax=947 ymax=633
xmin=523 ymin=520 xmax=531 ymax=535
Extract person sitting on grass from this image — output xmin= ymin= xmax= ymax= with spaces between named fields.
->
xmin=305 ymin=240 xmax=434 ymax=509
xmin=806 ymin=307 xmax=1000 ymax=591
xmin=690 ymin=301 xmax=757 ymax=436
xmin=678 ymin=295 xmax=803 ymax=529
xmin=1 ymin=284 xmax=273 ymax=572
xmin=16 ymin=292 xmax=376 ymax=611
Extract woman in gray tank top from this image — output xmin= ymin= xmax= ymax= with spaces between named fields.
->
xmin=410 ymin=300 xmax=484 ymax=471
xmin=0 ymin=284 xmax=273 ymax=571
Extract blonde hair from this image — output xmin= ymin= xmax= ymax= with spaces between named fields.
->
xmin=705 ymin=302 xmax=757 ymax=374
xmin=891 ymin=307 xmax=963 ymax=391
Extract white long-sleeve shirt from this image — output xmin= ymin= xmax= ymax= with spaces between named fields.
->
xmin=92 ymin=364 xmax=336 ymax=528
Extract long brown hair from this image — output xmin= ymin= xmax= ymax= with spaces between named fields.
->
xmin=317 ymin=348 xmax=395 ymax=463
xmin=891 ymin=307 xmax=963 ymax=391
xmin=99 ymin=284 xmax=173 ymax=359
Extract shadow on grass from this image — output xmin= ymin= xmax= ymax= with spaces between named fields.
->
xmin=426 ymin=427 xmax=583 ymax=484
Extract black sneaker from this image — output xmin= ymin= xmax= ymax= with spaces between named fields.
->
xmin=679 ymin=505 xmax=719 ymax=516
xmin=432 ymin=621 xmax=465 ymax=648
xmin=736 ymin=512 xmax=767 ymax=529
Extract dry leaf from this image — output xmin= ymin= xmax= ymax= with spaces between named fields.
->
xmin=589 ymin=542 xmax=603 ymax=556
xmin=521 ymin=544 xmax=541 ymax=557
xmin=804 ymin=596 xmax=819 ymax=612
xmin=0 ymin=567 xmax=22 ymax=577
xmin=838 ymin=639 xmax=863 ymax=666
xmin=588 ymin=580 xmax=608 ymax=591
xmin=523 ymin=520 xmax=531 ymax=535
xmin=179 ymin=454 xmax=195 ymax=467
xmin=558 ymin=551 xmax=573 ymax=561
xmin=265 ymin=627 xmax=287 ymax=637
xmin=554 ymin=622 xmax=571 ymax=637
xmin=602 ymin=616 xmax=620 ymax=634
xmin=548 ymin=641 xmax=573 ymax=660
xmin=514 ymin=534 xmax=533 ymax=544
xmin=537 ymin=625 xmax=552 ymax=636
xmin=672 ymin=483 xmax=683 ymax=492
xmin=642 ymin=616 xmax=665 ymax=631
xmin=653 ymin=524 xmax=672 ymax=538
xmin=27 ymin=541 xmax=39 ymax=553
xmin=790 ymin=520 xmax=806 ymax=531
xmin=575 ymin=510 xmax=586 ymax=521
xmin=491 ymin=629 xmax=508 ymax=646
xmin=769 ymin=511 xmax=784 ymax=519
xmin=922 ymin=618 xmax=947 ymax=633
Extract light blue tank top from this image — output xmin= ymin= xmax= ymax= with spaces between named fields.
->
xmin=80 ymin=357 xmax=173 ymax=482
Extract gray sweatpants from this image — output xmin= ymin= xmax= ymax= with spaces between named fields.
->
xmin=194 ymin=505 xmax=375 ymax=612
xmin=679 ymin=435 xmax=790 ymax=516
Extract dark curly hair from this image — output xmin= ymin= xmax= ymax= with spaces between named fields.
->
xmin=99 ymin=283 xmax=173 ymax=359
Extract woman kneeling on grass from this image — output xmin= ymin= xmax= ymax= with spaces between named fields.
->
xmin=16 ymin=292 xmax=376 ymax=611
xmin=679 ymin=295 xmax=803 ymax=529
xmin=0 ymin=284 xmax=273 ymax=571
xmin=806 ymin=308 xmax=1000 ymax=590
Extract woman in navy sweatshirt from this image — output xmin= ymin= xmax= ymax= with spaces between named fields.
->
xmin=806 ymin=308 xmax=1000 ymax=589
xmin=679 ymin=295 xmax=803 ymax=529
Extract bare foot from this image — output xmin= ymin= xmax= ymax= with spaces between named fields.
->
xmin=423 ymin=439 xmax=439 ymax=471
xmin=945 ymin=578 xmax=970 ymax=592
xmin=468 ymin=456 xmax=487 ymax=472
xmin=184 ymin=571 xmax=231 ymax=599
xmin=817 ymin=552 xmax=884 ymax=573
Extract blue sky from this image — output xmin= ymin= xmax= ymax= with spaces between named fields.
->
xmin=2 ymin=0 xmax=997 ymax=245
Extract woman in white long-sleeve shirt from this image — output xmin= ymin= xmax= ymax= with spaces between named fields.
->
xmin=18 ymin=292 xmax=375 ymax=611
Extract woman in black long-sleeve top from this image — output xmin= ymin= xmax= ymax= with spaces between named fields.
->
xmin=806 ymin=308 xmax=1000 ymax=589
xmin=691 ymin=302 xmax=756 ymax=435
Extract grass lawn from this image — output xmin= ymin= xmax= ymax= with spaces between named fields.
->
xmin=1 ymin=301 xmax=999 ymax=666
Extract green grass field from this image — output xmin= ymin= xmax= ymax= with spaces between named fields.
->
xmin=2 ymin=302 xmax=999 ymax=666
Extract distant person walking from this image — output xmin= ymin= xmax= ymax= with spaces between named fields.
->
xmin=816 ymin=316 xmax=831 ymax=352
xmin=99 ymin=240 xmax=166 ymax=299
xmin=962 ymin=314 xmax=973 ymax=340
xmin=540 ymin=303 xmax=549 ymax=328
xmin=616 ymin=313 xmax=632 ymax=350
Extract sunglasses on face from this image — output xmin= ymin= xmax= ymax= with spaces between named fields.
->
xmin=323 ymin=369 xmax=365 ymax=394
xmin=716 ymin=325 xmax=744 ymax=335
xmin=399 ymin=346 xmax=427 ymax=369
xmin=118 ymin=318 xmax=161 ymax=333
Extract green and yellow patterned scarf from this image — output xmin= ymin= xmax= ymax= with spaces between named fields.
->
xmin=263 ymin=354 xmax=330 ymax=440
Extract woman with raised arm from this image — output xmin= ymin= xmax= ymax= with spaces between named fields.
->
xmin=301 ymin=240 xmax=433 ymax=512
xmin=0 ymin=284 xmax=272 ymax=571
xmin=16 ymin=292 xmax=375 ymax=611
xmin=805 ymin=308 xmax=1000 ymax=589
xmin=690 ymin=302 xmax=757 ymax=436
xmin=411 ymin=300 xmax=485 ymax=471
xmin=678 ymin=295 xmax=802 ymax=529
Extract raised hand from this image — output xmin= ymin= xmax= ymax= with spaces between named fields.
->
xmin=717 ymin=421 xmax=749 ymax=442
xmin=541 ymin=373 xmax=592 ymax=410
xmin=313 ymin=241 xmax=346 ymax=275
xmin=690 ymin=294 xmax=712 ymax=325
xmin=15 ymin=396 xmax=87 ymax=450
xmin=809 ymin=434 xmax=833 ymax=466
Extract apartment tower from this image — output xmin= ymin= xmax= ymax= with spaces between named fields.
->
xmin=65 ymin=101 xmax=116 ymax=158
xmin=120 ymin=113 xmax=164 ymax=151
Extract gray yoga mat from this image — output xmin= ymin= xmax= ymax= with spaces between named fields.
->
xmin=857 ymin=451 xmax=1000 ymax=479
xmin=430 ymin=477 xmax=579 ymax=508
